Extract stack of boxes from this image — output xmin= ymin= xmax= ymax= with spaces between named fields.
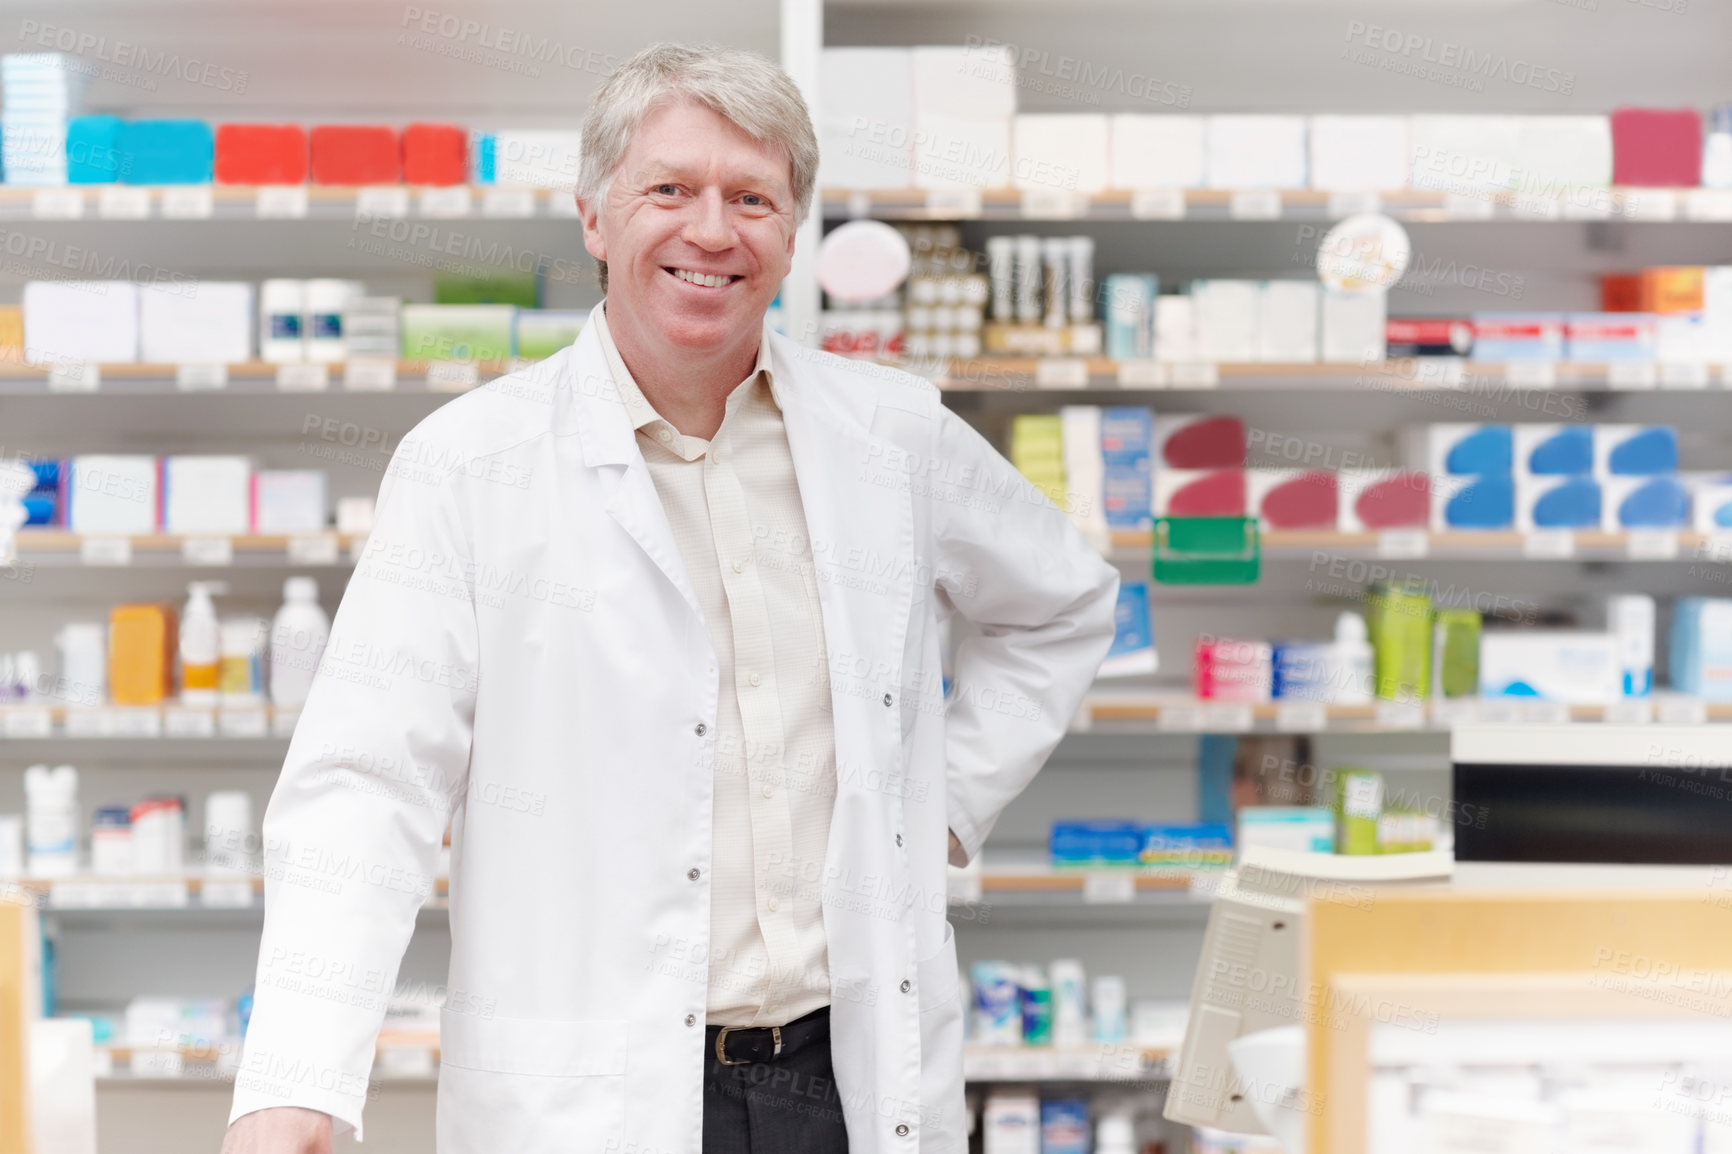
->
xmin=2 ymin=54 xmax=81 ymax=186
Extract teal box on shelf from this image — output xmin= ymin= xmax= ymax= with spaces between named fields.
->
xmin=67 ymin=115 xmax=123 ymax=183
xmin=117 ymin=119 xmax=215 ymax=184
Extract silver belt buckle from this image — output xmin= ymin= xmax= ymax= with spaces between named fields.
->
xmin=715 ymin=1024 xmax=782 ymax=1066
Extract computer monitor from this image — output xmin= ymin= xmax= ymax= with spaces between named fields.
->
xmin=1453 ymin=724 xmax=1732 ymax=864
xmin=1162 ymin=846 xmax=1451 ymax=1140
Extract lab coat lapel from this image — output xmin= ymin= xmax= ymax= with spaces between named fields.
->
xmin=564 ymin=316 xmax=705 ymax=624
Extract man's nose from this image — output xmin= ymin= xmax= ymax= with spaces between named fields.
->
xmin=683 ymin=188 xmax=734 ymax=250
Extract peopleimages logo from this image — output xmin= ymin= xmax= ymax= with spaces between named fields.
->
xmin=1342 ymin=21 xmax=1575 ymax=94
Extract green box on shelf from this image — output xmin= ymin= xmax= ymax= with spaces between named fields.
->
xmin=1152 ymin=516 xmax=1260 ymax=585
xmin=400 ymin=304 xmax=516 ymax=362
xmin=435 ymin=272 xmax=539 ymax=308
xmin=514 ymin=310 xmax=587 ymax=360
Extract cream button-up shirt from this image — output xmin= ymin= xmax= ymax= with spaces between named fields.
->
xmin=594 ymin=305 xmax=836 ymax=1028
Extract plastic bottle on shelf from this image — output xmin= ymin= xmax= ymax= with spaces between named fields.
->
xmin=1094 ymin=1111 xmax=1136 ymax=1154
xmin=24 ymin=763 xmax=79 ymax=877
xmin=1328 ymin=611 xmax=1374 ymax=705
xmin=220 ymin=618 xmax=269 ymax=706
xmin=269 ymin=577 xmax=330 ymax=709
xmin=179 ymin=581 xmax=226 ymax=706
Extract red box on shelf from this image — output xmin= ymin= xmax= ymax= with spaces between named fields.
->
xmin=1610 ymin=108 xmax=1703 ymax=187
xmin=309 ymin=125 xmax=402 ymax=185
xmin=213 ymin=124 xmax=308 ymax=184
xmin=402 ymin=123 xmax=467 ymax=186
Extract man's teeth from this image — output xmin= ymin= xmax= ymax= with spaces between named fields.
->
xmin=672 ymin=268 xmax=733 ymax=288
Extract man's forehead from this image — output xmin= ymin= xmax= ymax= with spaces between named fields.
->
xmin=626 ymin=150 xmax=791 ymax=189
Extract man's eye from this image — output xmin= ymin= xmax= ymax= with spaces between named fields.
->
xmin=741 ymin=194 xmax=764 ymax=206
xmin=654 ymin=184 xmax=680 ymax=196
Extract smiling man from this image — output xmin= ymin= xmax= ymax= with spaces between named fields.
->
xmin=222 ymin=43 xmax=1117 ymax=1154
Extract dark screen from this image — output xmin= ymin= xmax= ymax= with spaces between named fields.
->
xmin=1454 ymin=761 xmax=1732 ymax=864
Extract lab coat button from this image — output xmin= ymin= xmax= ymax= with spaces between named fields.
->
xmin=900 ymin=979 xmax=911 ymax=993
xmin=688 ymin=867 xmax=700 ymax=881
xmin=695 ymin=723 xmax=708 ymax=736
xmin=685 ymin=1014 xmax=697 ymax=1027
xmin=895 ymin=1124 xmax=910 ymax=1137
xmin=895 ymin=833 xmax=903 ymax=847
xmin=883 ymin=693 xmax=893 ymax=707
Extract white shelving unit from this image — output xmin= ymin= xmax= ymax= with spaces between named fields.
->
xmin=3 ymin=1 xmax=1730 ymax=1151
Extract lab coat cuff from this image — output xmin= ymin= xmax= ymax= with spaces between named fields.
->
xmin=230 ymin=1083 xmax=365 ymax=1143
xmin=945 ymin=809 xmax=985 ymax=866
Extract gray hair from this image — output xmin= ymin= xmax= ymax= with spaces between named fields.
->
xmin=578 ymin=42 xmax=818 ymax=293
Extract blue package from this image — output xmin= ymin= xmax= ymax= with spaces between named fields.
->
xmin=26 ymin=458 xmax=60 ymax=490
xmin=1100 ymin=407 xmax=1153 ymax=528
xmin=1564 ymin=313 xmax=1657 ymax=361
xmin=1107 ymin=582 xmax=1152 ymax=659
xmin=1524 ymin=476 xmax=1601 ymax=529
xmin=1519 ymin=426 xmax=1593 ymax=475
xmin=1272 ymin=641 xmax=1331 ymax=700
xmin=1140 ymin=823 xmax=1234 ymax=866
xmin=117 ymin=119 xmax=214 ymax=184
xmin=1471 ymin=313 xmax=1564 ymax=361
xmin=1444 ymin=474 xmax=1514 ymax=529
xmin=1040 ymin=1099 xmax=1091 ymax=1154
xmin=22 ymin=493 xmax=56 ymax=525
xmin=1050 ymin=820 xmax=1144 ymax=866
xmin=1443 ymin=426 xmax=1512 ymax=475
xmin=67 ymin=115 xmax=123 ymax=183
xmin=1670 ymin=599 xmax=1732 ymax=701
xmin=476 ymin=132 xmax=497 ymax=182
xmin=1596 ymin=425 xmax=1678 ymax=476
xmin=1608 ymin=476 xmax=1689 ymax=529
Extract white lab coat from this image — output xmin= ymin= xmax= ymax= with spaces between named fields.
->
xmin=230 ymin=303 xmax=1120 ymax=1153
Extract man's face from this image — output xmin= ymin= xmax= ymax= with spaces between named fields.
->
xmin=579 ymin=100 xmax=798 ymax=355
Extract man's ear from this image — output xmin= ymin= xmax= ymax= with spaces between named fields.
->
xmin=577 ymin=195 xmax=607 ymax=264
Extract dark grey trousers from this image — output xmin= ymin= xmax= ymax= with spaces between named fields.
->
xmin=702 ymin=1007 xmax=850 ymax=1154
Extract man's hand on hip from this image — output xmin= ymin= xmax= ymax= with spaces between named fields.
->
xmin=220 ymin=1107 xmax=332 ymax=1154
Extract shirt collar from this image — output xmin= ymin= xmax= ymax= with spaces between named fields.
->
xmin=593 ymin=301 xmax=777 ymax=459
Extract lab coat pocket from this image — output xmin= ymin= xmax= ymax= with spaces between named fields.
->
xmin=437 ymin=1012 xmax=628 ymax=1154
xmin=916 ymin=921 xmax=960 ymax=1014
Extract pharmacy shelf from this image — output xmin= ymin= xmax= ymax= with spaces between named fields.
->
xmin=822 ymin=186 xmax=1732 ymax=224
xmin=12 ymin=530 xmax=362 ymax=568
xmin=1107 ymin=528 xmax=1729 ymax=564
xmin=0 ymin=183 xmax=579 ymax=223
xmin=0 ymin=359 xmax=523 ymax=396
xmin=0 ymin=702 xmax=302 ymax=740
xmin=1079 ymin=691 xmax=1728 ymax=733
xmin=10 ymin=875 xmax=451 ymax=916
xmin=86 ymin=1042 xmax=1172 ymax=1085
xmin=896 ymin=357 xmax=1727 ymax=394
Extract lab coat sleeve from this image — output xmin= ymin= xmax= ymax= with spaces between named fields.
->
xmin=931 ymin=405 xmax=1120 ymax=866
xmin=229 ymin=444 xmax=478 ymax=1140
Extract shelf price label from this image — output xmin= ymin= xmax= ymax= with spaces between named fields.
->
xmin=1228 ymin=190 xmax=1281 ymax=219
xmin=343 ymin=357 xmax=397 ymax=391
xmin=1274 ymin=701 xmax=1327 ymax=733
xmin=1376 ymin=530 xmax=1429 ymax=559
xmin=1504 ymin=361 xmax=1557 ymax=388
xmin=1656 ymin=696 xmax=1708 ymax=726
xmin=0 ymin=707 xmax=52 ymax=738
xmin=1519 ymin=700 xmax=1570 ymax=725
xmin=181 ymin=537 xmax=233 ymax=566
xmin=1035 ymin=358 xmax=1090 ymax=389
xmin=1510 ymin=193 xmax=1563 ymax=220
xmin=1604 ymin=698 xmax=1654 ymax=725
xmin=200 ymin=880 xmax=256 ymax=908
xmin=219 ymin=709 xmax=270 ymax=738
xmin=1685 ymin=190 xmax=1732 ymax=222
xmin=845 ymin=191 xmax=872 ymax=220
xmin=1429 ymin=698 xmax=1480 ymax=728
xmin=924 ymin=188 xmax=981 ymax=218
xmin=32 ymin=187 xmax=85 ymax=219
xmin=1374 ymin=700 xmax=1426 ymax=730
xmin=481 ymin=187 xmax=535 ymax=218
xmin=1607 ymin=361 xmax=1658 ymax=390
xmin=276 ymin=363 xmax=330 ymax=391
xmin=1443 ymin=193 xmax=1496 ymax=220
xmin=1204 ymin=703 xmax=1254 ymax=733
xmin=47 ymin=362 xmax=100 ymax=392
xmin=1621 ymin=189 xmax=1679 ymax=221
xmin=1167 ymin=362 xmax=1218 ymax=388
xmin=1115 ymin=360 xmax=1166 ymax=388
xmin=356 ymin=186 xmax=410 ymax=218
xmin=1522 ymin=530 xmax=1575 ymax=559
xmin=1129 ymin=189 xmax=1185 ymax=220
xmin=160 ymin=186 xmax=215 ymax=219
xmin=163 ymin=707 xmax=217 ymax=738
xmin=80 ymin=536 xmax=132 ymax=566
xmin=255 ymin=185 xmax=310 ymax=218
xmin=1627 ymin=530 xmax=1679 ymax=560
xmin=1659 ymin=362 xmax=1710 ymax=390
xmin=97 ymin=186 xmax=151 ymax=219
xmin=1155 ymin=703 xmax=1207 ymax=732
xmin=1081 ymin=871 xmax=1137 ymax=904
xmin=287 ymin=533 xmax=340 ymax=565
xmin=175 ymin=363 xmax=229 ymax=391
xmin=418 ymin=186 xmax=474 ymax=218
xmin=1327 ymin=191 xmax=1380 ymax=218
xmin=1020 ymin=189 xmax=1082 ymax=219
xmin=428 ymin=360 xmax=480 ymax=391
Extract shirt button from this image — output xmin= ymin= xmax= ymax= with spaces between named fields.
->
xmin=767 ymin=896 xmax=779 ymax=912
xmin=883 ymin=693 xmax=894 ymax=707
xmin=762 ymin=783 xmax=774 ymax=798
xmin=895 ymin=1124 xmax=910 ymax=1137
xmin=695 ymin=723 xmax=708 ymax=737
xmin=657 ymin=428 xmax=673 ymax=444
xmin=732 ymin=559 xmax=745 ymax=573
xmin=688 ymin=867 xmax=700 ymax=881
xmin=713 ymin=449 xmax=726 ymax=463
xmin=749 ymin=672 xmax=762 ymax=687
xmin=685 ymin=1014 xmax=697 ymax=1027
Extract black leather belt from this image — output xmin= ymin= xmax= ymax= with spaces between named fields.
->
xmin=707 ymin=1004 xmax=830 ymax=1066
